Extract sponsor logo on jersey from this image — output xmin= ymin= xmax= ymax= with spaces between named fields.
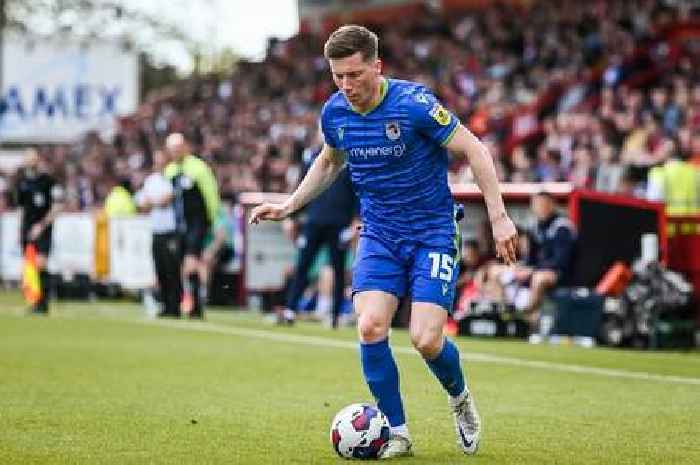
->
xmin=429 ymin=103 xmax=451 ymax=126
xmin=385 ymin=121 xmax=401 ymax=140
xmin=347 ymin=143 xmax=406 ymax=159
xmin=337 ymin=127 xmax=344 ymax=141
xmin=442 ymin=282 xmax=449 ymax=296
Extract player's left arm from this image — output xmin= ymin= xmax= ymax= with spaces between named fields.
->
xmin=445 ymin=125 xmax=518 ymax=264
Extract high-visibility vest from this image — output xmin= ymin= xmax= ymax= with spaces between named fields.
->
xmin=648 ymin=160 xmax=700 ymax=235
xmin=104 ymin=186 xmax=136 ymax=218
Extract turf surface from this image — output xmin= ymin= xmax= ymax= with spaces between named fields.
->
xmin=1 ymin=292 xmax=699 ymax=464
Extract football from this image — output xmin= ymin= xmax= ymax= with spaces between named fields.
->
xmin=330 ymin=403 xmax=391 ymax=459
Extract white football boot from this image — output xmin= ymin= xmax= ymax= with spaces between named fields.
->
xmin=449 ymin=390 xmax=481 ymax=455
xmin=378 ymin=433 xmax=413 ymax=459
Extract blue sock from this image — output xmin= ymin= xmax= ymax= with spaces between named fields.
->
xmin=360 ymin=339 xmax=406 ymax=427
xmin=424 ymin=338 xmax=465 ymax=397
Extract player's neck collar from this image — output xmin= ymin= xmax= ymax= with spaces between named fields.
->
xmin=349 ymin=77 xmax=388 ymax=116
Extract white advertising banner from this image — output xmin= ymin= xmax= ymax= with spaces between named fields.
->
xmin=0 ymin=211 xmax=22 ymax=281
xmin=0 ymin=34 xmax=139 ymax=143
xmin=48 ymin=213 xmax=95 ymax=277
xmin=109 ymin=216 xmax=155 ymax=289
xmin=245 ymin=220 xmax=296 ymax=291
xmin=0 ymin=212 xmax=95 ymax=281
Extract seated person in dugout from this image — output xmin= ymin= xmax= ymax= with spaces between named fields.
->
xmin=459 ymin=193 xmax=576 ymax=335
xmin=500 ymin=192 xmax=576 ymax=332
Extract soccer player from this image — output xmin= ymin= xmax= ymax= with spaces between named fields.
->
xmin=15 ymin=148 xmax=64 ymax=314
xmin=249 ymin=25 xmax=517 ymax=458
xmin=280 ymin=129 xmax=358 ymax=327
xmin=198 ymin=196 xmax=235 ymax=305
xmin=165 ymin=133 xmax=220 ymax=319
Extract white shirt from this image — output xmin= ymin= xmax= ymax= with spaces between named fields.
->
xmin=136 ymin=172 xmax=176 ymax=234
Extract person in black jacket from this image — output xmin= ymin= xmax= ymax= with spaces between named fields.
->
xmin=515 ymin=192 xmax=576 ymax=331
xmin=15 ymin=149 xmax=64 ymax=314
xmin=279 ymin=139 xmax=358 ymax=327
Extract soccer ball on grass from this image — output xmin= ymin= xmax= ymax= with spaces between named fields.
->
xmin=330 ymin=403 xmax=390 ymax=459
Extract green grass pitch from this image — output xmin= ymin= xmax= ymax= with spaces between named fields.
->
xmin=1 ymin=291 xmax=699 ymax=464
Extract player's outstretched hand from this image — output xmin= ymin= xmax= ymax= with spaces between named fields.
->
xmin=249 ymin=203 xmax=289 ymax=224
xmin=491 ymin=213 xmax=518 ymax=265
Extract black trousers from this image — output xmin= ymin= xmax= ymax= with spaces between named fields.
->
xmin=152 ymin=232 xmax=182 ymax=316
xmin=286 ymin=224 xmax=347 ymax=327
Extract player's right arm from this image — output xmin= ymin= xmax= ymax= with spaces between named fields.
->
xmin=249 ymin=143 xmax=346 ymax=224
xmin=445 ymin=125 xmax=517 ymax=264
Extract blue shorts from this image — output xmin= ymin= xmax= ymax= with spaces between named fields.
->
xmin=352 ymin=235 xmax=459 ymax=313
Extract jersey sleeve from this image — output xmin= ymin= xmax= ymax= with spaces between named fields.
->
xmin=406 ymin=89 xmax=460 ymax=147
xmin=320 ymin=102 xmax=338 ymax=149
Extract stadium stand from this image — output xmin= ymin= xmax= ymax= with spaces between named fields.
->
xmin=2 ymin=0 xmax=699 ymax=210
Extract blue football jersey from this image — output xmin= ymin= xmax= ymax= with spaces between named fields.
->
xmin=321 ymin=78 xmax=459 ymax=249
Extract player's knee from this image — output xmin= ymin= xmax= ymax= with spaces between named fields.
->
xmin=357 ymin=313 xmax=389 ymax=343
xmin=409 ymin=328 xmax=442 ymax=358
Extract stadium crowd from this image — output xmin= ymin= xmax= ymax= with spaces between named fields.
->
xmin=1 ymin=0 xmax=699 ymax=214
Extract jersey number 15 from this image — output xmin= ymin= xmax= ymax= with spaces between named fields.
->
xmin=428 ymin=252 xmax=454 ymax=282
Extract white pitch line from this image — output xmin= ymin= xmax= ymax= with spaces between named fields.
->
xmin=147 ymin=319 xmax=700 ymax=386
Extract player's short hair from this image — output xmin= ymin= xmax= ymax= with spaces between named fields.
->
xmin=324 ymin=25 xmax=378 ymax=62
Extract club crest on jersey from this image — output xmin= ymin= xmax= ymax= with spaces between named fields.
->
xmin=429 ymin=103 xmax=451 ymax=126
xmin=385 ymin=121 xmax=401 ymax=140
xmin=414 ymin=93 xmax=429 ymax=105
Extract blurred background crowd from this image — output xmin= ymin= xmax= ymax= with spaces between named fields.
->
xmin=2 ymin=0 xmax=700 ymax=214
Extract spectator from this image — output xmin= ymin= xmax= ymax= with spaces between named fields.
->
xmin=6 ymin=0 xmax=698 ymax=218
xmin=455 ymin=239 xmax=484 ymax=293
xmin=594 ymin=144 xmax=624 ymax=193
